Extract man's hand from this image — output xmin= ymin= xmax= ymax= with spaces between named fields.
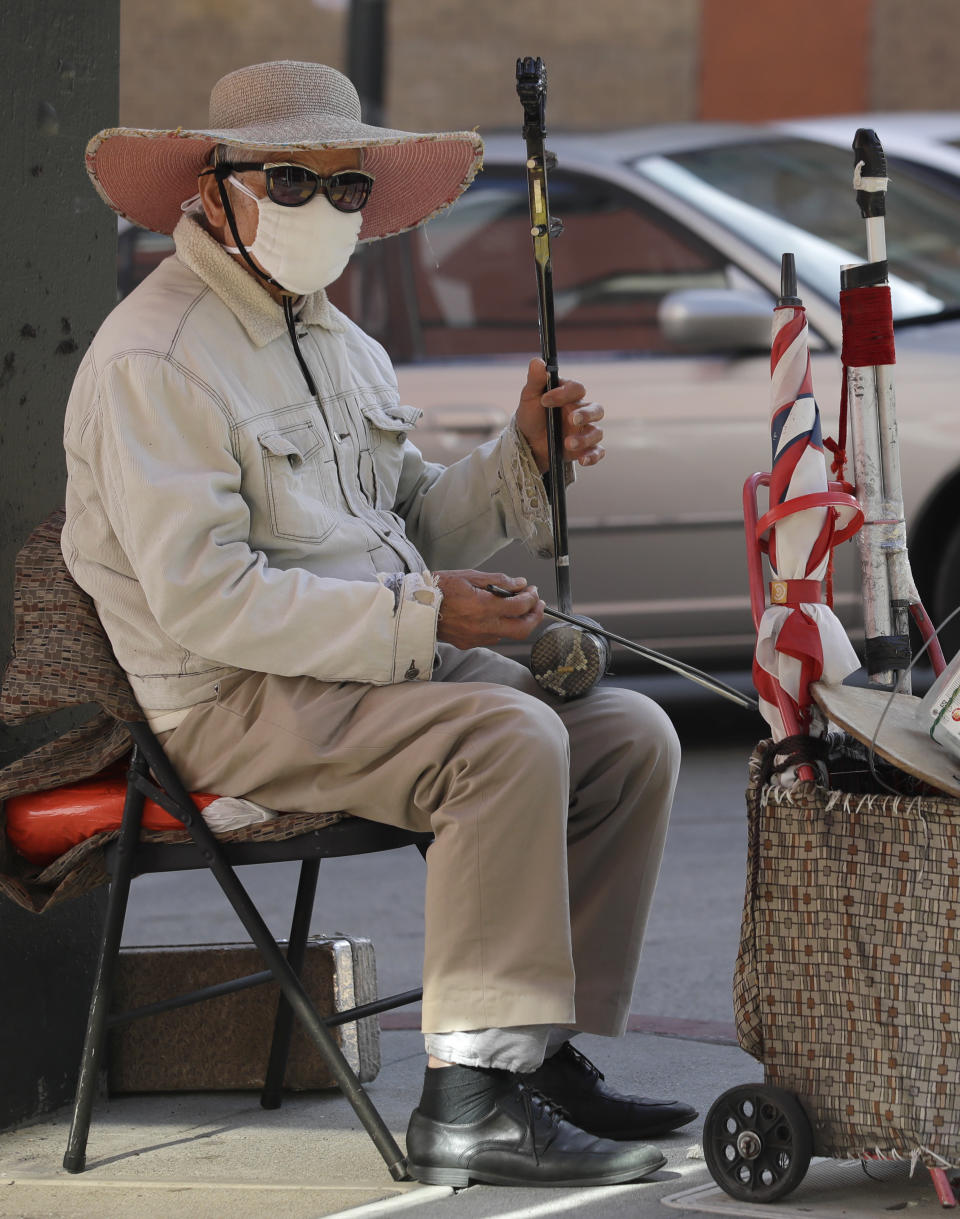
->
xmin=515 ymin=357 xmax=605 ymax=475
xmin=435 ymin=571 xmax=544 ymax=649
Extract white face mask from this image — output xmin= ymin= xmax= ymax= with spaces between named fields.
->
xmin=224 ymin=174 xmax=363 ymax=296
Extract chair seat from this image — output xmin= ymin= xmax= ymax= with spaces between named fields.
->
xmin=6 ymin=766 xmax=220 ymax=864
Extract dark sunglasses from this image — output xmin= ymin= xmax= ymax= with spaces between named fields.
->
xmin=217 ymin=162 xmax=375 ymax=212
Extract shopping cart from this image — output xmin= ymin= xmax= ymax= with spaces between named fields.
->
xmin=703 ymin=130 xmax=958 ymax=1208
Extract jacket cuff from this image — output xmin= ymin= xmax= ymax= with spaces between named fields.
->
xmin=498 ymin=418 xmax=574 ymax=559
xmin=380 ymin=571 xmax=440 ymax=682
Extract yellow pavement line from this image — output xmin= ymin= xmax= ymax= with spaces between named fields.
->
xmin=314 ymin=1185 xmax=455 ymax=1216
xmin=454 ymin=1185 xmax=651 ymax=1219
xmin=2 ymin=1178 xmax=424 ymax=1193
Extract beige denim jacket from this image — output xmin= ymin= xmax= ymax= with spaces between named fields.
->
xmin=62 ymin=216 xmax=555 ymax=717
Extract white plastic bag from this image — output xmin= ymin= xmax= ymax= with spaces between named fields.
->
xmin=201 ymin=797 xmax=277 ymax=832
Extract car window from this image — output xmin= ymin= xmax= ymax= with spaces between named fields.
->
xmin=333 ymin=168 xmax=731 ymax=364
xmin=639 ymin=138 xmax=960 ymax=319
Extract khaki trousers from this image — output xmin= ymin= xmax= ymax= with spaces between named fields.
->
xmin=160 ymin=644 xmax=680 ymax=1035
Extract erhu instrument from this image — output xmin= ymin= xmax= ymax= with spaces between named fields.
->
xmin=512 ymin=56 xmax=757 ymax=712
xmin=515 ymin=55 xmax=610 ymax=700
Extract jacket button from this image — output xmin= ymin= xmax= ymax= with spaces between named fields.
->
xmin=404 ymin=661 xmax=420 ymax=680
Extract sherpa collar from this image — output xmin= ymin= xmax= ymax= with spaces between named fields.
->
xmin=172 ymin=214 xmax=345 ymax=348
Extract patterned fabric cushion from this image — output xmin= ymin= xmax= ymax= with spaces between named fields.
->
xmin=1 ymin=509 xmax=142 ymax=728
xmin=1 ymin=510 xmax=138 ymax=908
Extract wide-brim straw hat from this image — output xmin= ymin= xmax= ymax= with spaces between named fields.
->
xmin=85 ymin=60 xmax=484 ymax=241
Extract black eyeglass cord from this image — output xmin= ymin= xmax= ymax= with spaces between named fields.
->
xmin=214 ymin=171 xmax=319 ymax=402
xmin=283 ymin=295 xmax=319 ymax=399
xmin=215 ymin=173 xmax=276 ymax=289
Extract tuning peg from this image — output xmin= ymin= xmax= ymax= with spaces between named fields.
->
xmin=525 ymin=150 xmax=559 ymax=172
xmin=530 ymin=217 xmax=564 ymax=239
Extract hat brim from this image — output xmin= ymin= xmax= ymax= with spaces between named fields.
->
xmin=86 ymin=121 xmax=484 ymax=241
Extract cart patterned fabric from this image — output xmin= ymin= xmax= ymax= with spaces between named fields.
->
xmin=736 ymin=739 xmax=960 ymax=1167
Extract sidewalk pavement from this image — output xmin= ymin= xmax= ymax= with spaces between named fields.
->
xmin=4 ymin=1028 xmax=958 ymax=1219
xmin=1 ymin=1024 xmax=758 ymax=1219
xmin=5 ymin=677 xmax=955 ymax=1215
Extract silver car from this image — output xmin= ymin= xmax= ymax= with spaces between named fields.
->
xmin=120 ymin=127 xmax=960 ymax=666
xmin=329 ymin=126 xmax=960 ymax=665
xmin=779 ymin=113 xmax=960 ymax=179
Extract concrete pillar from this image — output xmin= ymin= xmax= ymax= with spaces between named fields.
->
xmin=1 ymin=0 xmax=119 ymax=1131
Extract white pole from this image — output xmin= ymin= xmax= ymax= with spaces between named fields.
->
xmin=874 ymin=363 xmax=917 ymax=693
xmin=846 ymin=359 xmax=897 ymax=688
xmin=850 ymin=130 xmax=915 ymax=691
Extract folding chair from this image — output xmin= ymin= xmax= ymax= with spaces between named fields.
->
xmin=0 ymin=511 xmax=431 ymax=1180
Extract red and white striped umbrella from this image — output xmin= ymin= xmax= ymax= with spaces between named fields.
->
xmin=753 ymin=267 xmax=861 ymax=740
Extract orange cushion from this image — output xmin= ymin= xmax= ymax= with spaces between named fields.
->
xmin=5 ymin=765 xmax=221 ymax=865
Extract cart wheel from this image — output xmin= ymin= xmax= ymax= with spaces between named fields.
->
xmin=703 ymin=1084 xmax=812 ymax=1203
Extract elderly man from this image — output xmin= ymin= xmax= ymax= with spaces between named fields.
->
xmin=64 ymin=60 xmax=692 ymax=1187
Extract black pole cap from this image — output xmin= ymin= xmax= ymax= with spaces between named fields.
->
xmin=777 ymin=253 xmax=802 ymax=307
xmin=853 ymin=128 xmax=887 ymax=219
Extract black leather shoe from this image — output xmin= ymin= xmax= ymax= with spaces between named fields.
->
xmin=522 ymin=1042 xmax=698 ymax=1139
xmin=405 ymin=1076 xmax=666 ymax=1187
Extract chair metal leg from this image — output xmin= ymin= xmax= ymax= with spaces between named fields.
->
xmin=223 ymin=868 xmax=409 ymax=1177
xmin=63 ymin=749 xmax=147 ymax=1173
xmin=131 ymin=727 xmax=410 ymax=1180
xmin=261 ymin=857 xmax=320 ymax=1110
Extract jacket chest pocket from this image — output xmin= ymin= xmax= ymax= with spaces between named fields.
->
xmin=361 ymin=402 xmax=422 ymax=508
xmin=258 ymin=421 xmax=337 ymax=542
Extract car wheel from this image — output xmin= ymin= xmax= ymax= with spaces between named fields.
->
xmin=932 ymin=524 xmax=960 ymax=665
